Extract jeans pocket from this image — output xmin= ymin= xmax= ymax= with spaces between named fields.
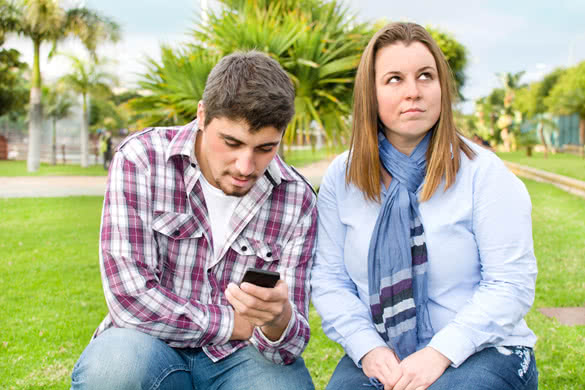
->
xmin=496 ymin=346 xmax=537 ymax=388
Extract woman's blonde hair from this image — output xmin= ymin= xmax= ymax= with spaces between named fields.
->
xmin=346 ymin=22 xmax=474 ymax=202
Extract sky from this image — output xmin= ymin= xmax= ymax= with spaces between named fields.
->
xmin=4 ymin=0 xmax=585 ymax=114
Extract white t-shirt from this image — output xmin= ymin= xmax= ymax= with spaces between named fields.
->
xmin=199 ymin=173 xmax=240 ymax=260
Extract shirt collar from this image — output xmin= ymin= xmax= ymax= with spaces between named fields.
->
xmin=166 ymin=119 xmax=199 ymax=163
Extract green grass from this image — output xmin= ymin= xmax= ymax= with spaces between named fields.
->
xmin=0 ymin=146 xmax=342 ymax=177
xmin=285 ymin=145 xmax=346 ymax=168
xmin=498 ymin=151 xmax=585 ymax=182
xmin=0 ymin=161 xmax=108 ymax=177
xmin=1 ymin=179 xmax=584 ymax=389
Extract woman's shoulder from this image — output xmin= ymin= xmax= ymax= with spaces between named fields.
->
xmin=460 ymin=137 xmax=508 ymax=173
xmin=324 ymin=150 xmax=350 ymax=178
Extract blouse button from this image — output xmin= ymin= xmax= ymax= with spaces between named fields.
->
xmin=241 ymin=246 xmax=247 ymax=252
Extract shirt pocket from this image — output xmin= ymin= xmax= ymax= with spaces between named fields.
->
xmin=152 ymin=210 xmax=204 ymax=290
xmin=152 ymin=210 xmax=203 ymax=240
xmin=227 ymin=236 xmax=283 ymax=281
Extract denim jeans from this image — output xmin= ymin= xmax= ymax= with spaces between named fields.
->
xmin=71 ymin=327 xmax=315 ymax=390
xmin=326 ymin=346 xmax=538 ymax=390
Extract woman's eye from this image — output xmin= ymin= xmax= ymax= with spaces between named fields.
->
xmin=419 ymin=72 xmax=432 ymax=80
xmin=387 ymin=76 xmax=400 ymax=83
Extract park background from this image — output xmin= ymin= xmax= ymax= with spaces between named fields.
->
xmin=1 ymin=0 xmax=584 ymax=388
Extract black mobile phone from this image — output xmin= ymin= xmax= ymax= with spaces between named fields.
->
xmin=240 ymin=267 xmax=280 ymax=288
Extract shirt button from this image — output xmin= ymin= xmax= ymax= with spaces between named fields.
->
xmin=241 ymin=246 xmax=247 ymax=252
xmin=266 ymin=252 xmax=272 ymax=258
xmin=173 ymin=230 xmax=180 ymax=237
xmin=190 ymin=163 xmax=196 ymax=168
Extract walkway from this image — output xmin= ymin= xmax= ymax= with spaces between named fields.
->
xmin=0 ymin=158 xmax=334 ymax=198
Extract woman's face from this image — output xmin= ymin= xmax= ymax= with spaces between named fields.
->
xmin=375 ymin=41 xmax=442 ymax=155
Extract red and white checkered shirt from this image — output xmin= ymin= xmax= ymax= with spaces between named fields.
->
xmin=94 ymin=120 xmax=317 ymax=365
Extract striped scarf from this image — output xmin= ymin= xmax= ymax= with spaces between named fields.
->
xmin=367 ymin=130 xmax=434 ymax=360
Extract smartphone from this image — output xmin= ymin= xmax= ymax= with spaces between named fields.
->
xmin=240 ymin=267 xmax=280 ymax=288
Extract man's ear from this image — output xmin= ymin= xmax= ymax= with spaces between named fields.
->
xmin=197 ymin=101 xmax=205 ymax=130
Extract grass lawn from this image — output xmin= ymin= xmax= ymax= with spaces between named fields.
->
xmin=0 ymin=161 xmax=108 ymax=177
xmin=0 ymin=147 xmax=344 ymax=177
xmin=1 ymin=179 xmax=584 ymax=389
xmin=498 ymin=151 xmax=585 ymax=182
xmin=284 ymin=145 xmax=346 ymax=168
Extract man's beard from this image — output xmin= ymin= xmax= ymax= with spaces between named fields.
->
xmin=215 ymin=171 xmax=259 ymax=197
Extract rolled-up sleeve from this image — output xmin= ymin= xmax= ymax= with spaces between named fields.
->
xmin=251 ymin=185 xmax=317 ymax=364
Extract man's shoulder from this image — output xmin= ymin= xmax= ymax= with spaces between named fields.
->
xmin=271 ymin=155 xmax=317 ymax=199
xmin=116 ymin=125 xmax=181 ymax=154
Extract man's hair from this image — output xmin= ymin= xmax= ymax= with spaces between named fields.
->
xmin=201 ymin=51 xmax=295 ymax=132
xmin=346 ymin=22 xmax=474 ymax=202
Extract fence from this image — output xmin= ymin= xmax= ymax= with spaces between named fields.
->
xmin=6 ymin=141 xmax=105 ymax=165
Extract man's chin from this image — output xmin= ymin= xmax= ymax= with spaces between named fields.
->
xmin=218 ymin=183 xmax=252 ymax=197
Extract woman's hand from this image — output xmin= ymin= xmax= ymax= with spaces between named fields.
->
xmin=392 ymin=347 xmax=451 ymax=390
xmin=362 ymin=346 xmax=402 ymax=389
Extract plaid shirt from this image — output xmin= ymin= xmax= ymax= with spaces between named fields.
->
xmin=94 ymin=120 xmax=317 ymax=365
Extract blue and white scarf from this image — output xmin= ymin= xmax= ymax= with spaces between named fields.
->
xmin=367 ymin=130 xmax=434 ymax=360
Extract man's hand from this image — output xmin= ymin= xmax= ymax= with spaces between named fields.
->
xmin=361 ymin=346 xmax=402 ymax=390
xmin=392 ymin=347 xmax=451 ymax=390
xmin=225 ymin=280 xmax=292 ymax=341
xmin=229 ymin=312 xmax=254 ymax=341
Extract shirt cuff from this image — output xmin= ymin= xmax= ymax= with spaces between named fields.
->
xmin=427 ymin=324 xmax=477 ymax=368
xmin=204 ymin=304 xmax=233 ymax=347
xmin=345 ymin=328 xmax=388 ymax=368
xmin=254 ymin=307 xmax=297 ymax=347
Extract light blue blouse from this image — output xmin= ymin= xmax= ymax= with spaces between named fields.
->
xmin=311 ymin=141 xmax=537 ymax=368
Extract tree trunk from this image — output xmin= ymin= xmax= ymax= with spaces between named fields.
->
xmin=537 ymin=120 xmax=548 ymax=159
xmin=27 ymin=39 xmax=43 ymax=172
xmin=51 ymin=119 xmax=57 ymax=165
xmin=579 ymin=118 xmax=585 ymax=158
xmin=501 ymin=127 xmax=511 ymax=152
xmin=81 ymin=94 xmax=89 ymax=168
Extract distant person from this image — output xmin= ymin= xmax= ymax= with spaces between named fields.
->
xmin=99 ymin=130 xmax=113 ymax=170
xmin=472 ymin=133 xmax=493 ymax=151
xmin=71 ymin=51 xmax=317 ymax=390
xmin=311 ymin=22 xmax=538 ymax=390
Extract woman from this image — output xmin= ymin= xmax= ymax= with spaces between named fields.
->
xmin=311 ymin=22 xmax=538 ymax=390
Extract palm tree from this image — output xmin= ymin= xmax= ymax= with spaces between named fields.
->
xmin=497 ymin=71 xmax=525 ymax=151
xmin=44 ymin=83 xmax=73 ymax=165
xmin=59 ymin=54 xmax=117 ymax=167
xmin=198 ymin=0 xmax=369 ymax=151
xmin=5 ymin=0 xmax=119 ymax=172
xmin=128 ymin=46 xmax=219 ymax=128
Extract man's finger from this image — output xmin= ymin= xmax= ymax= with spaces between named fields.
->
xmin=240 ymin=279 xmax=287 ymax=302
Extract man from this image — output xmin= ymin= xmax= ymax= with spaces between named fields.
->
xmin=71 ymin=51 xmax=317 ymax=390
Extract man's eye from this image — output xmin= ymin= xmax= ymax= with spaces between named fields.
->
xmin=258 ymin=146 xmax=275 ymax=153
xmin=225 ymin=141 xmax=239 ymax=147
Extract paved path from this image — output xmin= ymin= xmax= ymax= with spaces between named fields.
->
xmin=0 ymin=158 xmax=335 ymax=198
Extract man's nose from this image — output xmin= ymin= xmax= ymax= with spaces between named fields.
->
xmin=235 ymin=151 xmax=255 ymax=176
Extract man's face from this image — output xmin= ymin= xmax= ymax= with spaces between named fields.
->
xmin=195 ymin=103 xmax=282 ymax=197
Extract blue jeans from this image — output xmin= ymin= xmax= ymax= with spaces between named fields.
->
xmin=326 ymin=346 xmax=538 ymax=390
xmin=71 ymin=327 xmax=315 ymax=390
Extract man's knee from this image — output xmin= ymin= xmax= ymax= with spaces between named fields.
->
xmin=71 ymin=328 xmax=189 ymax=390
xmin=220 ymin=347 xmax=315 ymax=390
